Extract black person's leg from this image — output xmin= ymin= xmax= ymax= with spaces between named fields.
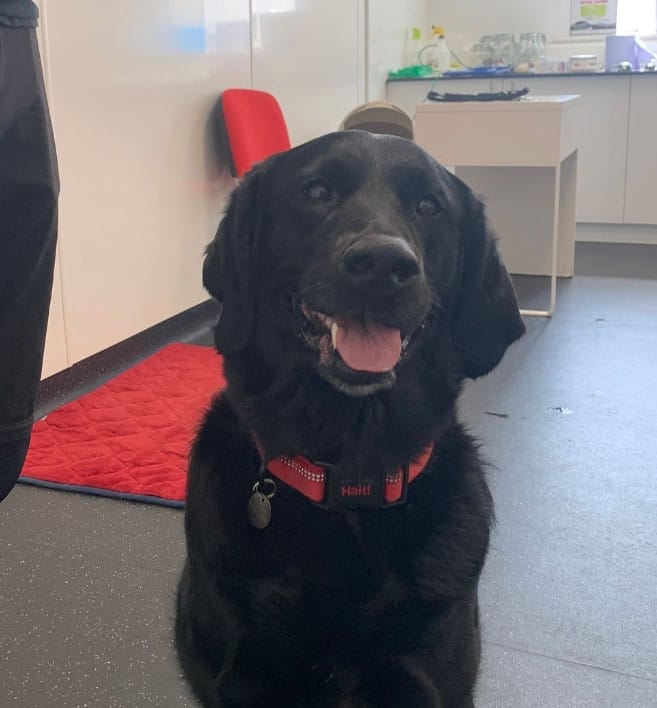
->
xmin=0 ymin=26 xmax=59 ymax=502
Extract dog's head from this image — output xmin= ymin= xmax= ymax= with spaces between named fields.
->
xmin=204 ymin=131 xmax=524 ymax=396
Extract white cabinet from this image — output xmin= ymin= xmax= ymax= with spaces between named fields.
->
xmin=518 ymin=76 xmax=630 ymax=225
xmin=625 ymin=76 xmax=657 ymax=225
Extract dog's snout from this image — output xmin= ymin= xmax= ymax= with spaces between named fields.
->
xmin=342 ymin=235 xmax=420 ymax=288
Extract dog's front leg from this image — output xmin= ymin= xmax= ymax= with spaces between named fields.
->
xmin=214 ymin=632 xmax=275 ymax=708
xmin=352 ymin=656 xmax=445 ymax=708
xmin=213 ymin=577 xmax=305 ymax=707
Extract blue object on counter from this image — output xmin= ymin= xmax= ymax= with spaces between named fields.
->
xmin=442 ymin=65 xmax=512 ymax=77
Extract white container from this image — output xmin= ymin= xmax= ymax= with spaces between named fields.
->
xmin=433 ymin=36 xmax=451 ymax=73
xmin=569 ymin=54 xmax=598 ymax=72
xmin=535 ymin=58 xmax=567 ymax=74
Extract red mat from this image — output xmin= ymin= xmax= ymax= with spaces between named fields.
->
xmin=19 ymin=343 xmax=224 ymax=507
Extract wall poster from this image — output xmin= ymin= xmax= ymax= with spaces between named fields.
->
xmin=570 ymin=0 xmax=617 ymax=34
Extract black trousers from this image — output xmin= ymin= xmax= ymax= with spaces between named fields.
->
xmin=0 ymin=27 xmax=59 ymax=502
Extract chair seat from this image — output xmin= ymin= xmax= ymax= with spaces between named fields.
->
xmin=340 ymin=101 xmax=413 ymax=139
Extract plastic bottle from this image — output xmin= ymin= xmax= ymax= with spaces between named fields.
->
xmin=404 ymin=27 xmax=423 ymax=68
xmin=431 ymin=25 xmax=451 ymax=74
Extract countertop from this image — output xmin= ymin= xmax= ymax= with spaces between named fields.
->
xmin=387 ymin=70 xmax=657 ymax=82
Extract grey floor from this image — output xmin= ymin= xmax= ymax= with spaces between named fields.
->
xmin=1 ymin=242 xmax=656 ymax=707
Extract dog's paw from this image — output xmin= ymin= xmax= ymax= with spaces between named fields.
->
xmin=357 ymin=658 xmax=444 ymax=708
xmin=216 ymin=667 xmax=260 ymax=706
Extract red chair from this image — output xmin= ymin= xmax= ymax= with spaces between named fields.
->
xmin=215 ymin=88 xmax=291 ymax=178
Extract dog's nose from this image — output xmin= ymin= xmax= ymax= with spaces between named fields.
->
xmin=342 ymin=235 xmax=420 ymax=288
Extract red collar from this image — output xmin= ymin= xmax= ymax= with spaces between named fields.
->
xmin=260 ymin=444 xmax=435 ymax=509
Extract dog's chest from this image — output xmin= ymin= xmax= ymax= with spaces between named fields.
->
xmin=269 ymin=523 xmax=421 ymax=656
xmin=245 ymin=506 xmax=419 ymax=619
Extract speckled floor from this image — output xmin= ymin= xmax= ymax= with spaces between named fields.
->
xmin=1 ymin=243 xmax=656 ymax=707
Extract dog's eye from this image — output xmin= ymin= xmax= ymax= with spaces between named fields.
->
xmin=416 ymin=195 xmax=442 ymax=217
xmin=303 ymin=180 xmax=331 ymax=201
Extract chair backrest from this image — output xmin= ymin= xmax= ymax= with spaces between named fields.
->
xmin=217 ymin=88 xmax=291 ymax=178
xmin=340 ymin=101 xmax=414 ymax=140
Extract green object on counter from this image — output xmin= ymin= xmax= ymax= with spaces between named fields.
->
xmin=388 ymin=64 xmax=434 ymax=79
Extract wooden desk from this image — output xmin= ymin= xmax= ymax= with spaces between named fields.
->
xmin=415 ymin=95 xmax=580 ymax=316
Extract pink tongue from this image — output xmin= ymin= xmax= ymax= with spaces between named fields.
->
xmin=333 ymin=317 xmax=402 ymax=373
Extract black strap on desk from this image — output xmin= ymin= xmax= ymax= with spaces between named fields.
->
xmin=426 ymin=87 xmax=530 ymax=103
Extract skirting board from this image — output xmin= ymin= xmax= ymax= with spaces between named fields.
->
xmin=36 ymin=299 xmax=219 ymax=420
xmin=577 ymin=223 xmax=657 ymax=246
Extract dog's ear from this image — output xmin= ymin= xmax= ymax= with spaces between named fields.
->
xmin=453 ymin=184 xmax=525 ymax=379
xmin=203 ymin=167 xmax=264 ymax=353
xmin=202 ymin=234 xmax=224 ymax=302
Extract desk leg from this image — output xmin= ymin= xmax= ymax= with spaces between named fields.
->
xmin=455 ymin=154 xmax=577 ymax=317
xmin=519 ymin=162 xmax=561 ymax=318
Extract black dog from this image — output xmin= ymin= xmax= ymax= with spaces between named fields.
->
xmin=175 ymin=130 xmax=525 ymax=708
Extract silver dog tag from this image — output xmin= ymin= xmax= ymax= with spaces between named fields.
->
xmin=247 ymin=478 xmax=277 ymax=530
xmin=248 ymin=491 xmax=272 ymax=529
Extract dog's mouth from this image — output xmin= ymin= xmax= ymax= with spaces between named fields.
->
xmin=294 ymin=299 xmax=418 ymax=395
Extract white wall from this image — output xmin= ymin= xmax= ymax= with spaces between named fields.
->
xmin=367 ymin=0 xmax=428 ymax=101
xmin=428 ymin=0 xmax=570 ymax=43
xmin=38 ymin=0 xmax=369 ymax=376
xmin=427 ymin=0 xmax=657 ymax=61
xmin=251 ymin=0 xmax=365 ymax=144
xmin=45 ymin=1 xmax=656 ymax=377
xmin=39 ymin=0 xmax=252 ymax=371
